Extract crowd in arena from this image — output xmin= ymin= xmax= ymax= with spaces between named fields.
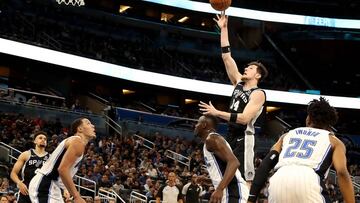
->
xmin=0 ymin=108 xmax=359 ymax=202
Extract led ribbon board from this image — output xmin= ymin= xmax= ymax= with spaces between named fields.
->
xmin=0 ymin=38 xmax=359 ymax=109
xmin=142 ymin=0 xmax=360 ymax=29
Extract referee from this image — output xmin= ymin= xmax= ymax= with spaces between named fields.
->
xmin=156 ymin=172 xmax=183 ymax=203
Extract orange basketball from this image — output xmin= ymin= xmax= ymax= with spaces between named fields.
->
xmin=210 ymin=0 xmax=232 ymax=11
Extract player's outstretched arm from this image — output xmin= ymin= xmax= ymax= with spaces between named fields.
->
xmin=58 ymin=137 xmax=86 ymax=203
xmin=10 ymin=151 xmax=30 ymax=195
xmin=206 ymin=134 xmax=240 ymax=202
xmin=330 ymin=135 xmax=355 ymax=203
xmin=214 ymin=13 xmax=242 ymax=86
xmin=199 ymin=90 xmax=265 ymax=125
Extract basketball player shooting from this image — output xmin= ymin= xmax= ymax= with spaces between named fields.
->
xmin=199 ymin=12 xmax=268 ymax=183
xmin=247 ymin=97 xmax=355 ymax=203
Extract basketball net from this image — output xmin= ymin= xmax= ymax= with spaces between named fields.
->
xmin=56 ymin=0 xmax=85 ymax=7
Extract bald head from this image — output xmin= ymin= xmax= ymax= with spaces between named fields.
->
xmin=199 ymin=115 xmax=218 ymax=129
xmin=194 ymin=115 xmax=218 ymax=139
xmin=168 ymin=172 xmax=176 ymax=186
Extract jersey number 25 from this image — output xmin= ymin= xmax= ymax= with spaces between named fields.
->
xmin=283 ymin=138 xmax=317 ymax=159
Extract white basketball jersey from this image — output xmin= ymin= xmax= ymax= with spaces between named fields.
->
xmin=203 ymin=133 xmax=248 ymax=202
xmin=37 ymin=136 xmax=83 ymax=188
xmin=275 ymin=127 xmax=332 ymax=177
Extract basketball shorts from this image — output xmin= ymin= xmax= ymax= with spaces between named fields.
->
xmin=268 ymin=165 xmax=330 ymax=203
xmin=29 ymin=173 xmax=64 ymax=203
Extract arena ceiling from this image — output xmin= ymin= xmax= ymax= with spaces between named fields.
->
xmin=81 ymin=0 xmax=360 ymax=96
xmin=3 ymin=0 xmax=360 ymax=96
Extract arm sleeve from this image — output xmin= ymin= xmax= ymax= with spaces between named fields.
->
xmin=248 ymin=150 xmax=279 ymax=202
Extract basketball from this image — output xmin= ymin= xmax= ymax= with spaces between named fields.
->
xmin=210 ymin=0 xmax=232 ymax=11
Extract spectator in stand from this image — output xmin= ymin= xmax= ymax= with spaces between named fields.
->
xmin=146 ymin=187 xmax=157 ymax=202
xmin=0 ymin=178 xmax=9 ymax=193
xmin=71 ymin=99 xmax=82 ymax=112
xmin=138 ymin=169 xmax=147 ymax=186
xmin=4 ymin=89 xmax=17 ymax=102
xmin=182 ymin=174 xmax=202 ymax=203
xmin=148 ymin=164 xmax=158 ymax=178
xmin=189 ymin=151 xmax=202 ymax=174
xmin=6 ymin=191 xmax=16 ymax=203
xmin=202 ymin=186 xmax=215 ymax=200
xmin=123 ymin=177 xmax=134 ymax=190
xmin=27 ymin=96 xmax=40 ymax=105
xmin=0 ymin=196 xmax=9 ymax=203
xmin=61 ymin=100 xmax=68 ymax=110
xmin=98 ymin=174 xmax=112 ymax=189
xmin=112 ymin=177 xmax=124 ymax=194
xmin=144 ymin=178 xmax=153 ymax=193
xmin=107 ymin=165 xmax=117 ymax=183
xmin=0 ymin=90 xmax=6 ymax=99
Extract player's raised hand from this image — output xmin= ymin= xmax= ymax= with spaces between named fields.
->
xmin=213 ymin=11 xmax=228 ymax=29
xmin=199 ymin=101 xmax=219 ymax=116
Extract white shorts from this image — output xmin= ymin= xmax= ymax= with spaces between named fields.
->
xmin=268 ymin=165 xmax=326 ymax=203
xmin=29 ymin=173 xmax=64 ymax=203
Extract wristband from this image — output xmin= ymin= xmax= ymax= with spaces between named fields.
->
xmin=221 ymin=46 xmax=231 ymax=54
xmin=230 ymin=113 xmax=237 ymax=122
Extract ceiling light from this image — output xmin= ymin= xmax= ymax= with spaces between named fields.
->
xmin=119 ymin=5 xmax=131 ymax=13
xmin=178 ymin=16 xmax=189 ymax=23
xmin=161 ymin=13 xmax=174 ymax=22
xmin=266 ymin=106 xmax=280 ymax=112
xmin=185 ymin=99 xmax=197 ymax=104
xmin=122 ymin=89 xmax=135 ymax=95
